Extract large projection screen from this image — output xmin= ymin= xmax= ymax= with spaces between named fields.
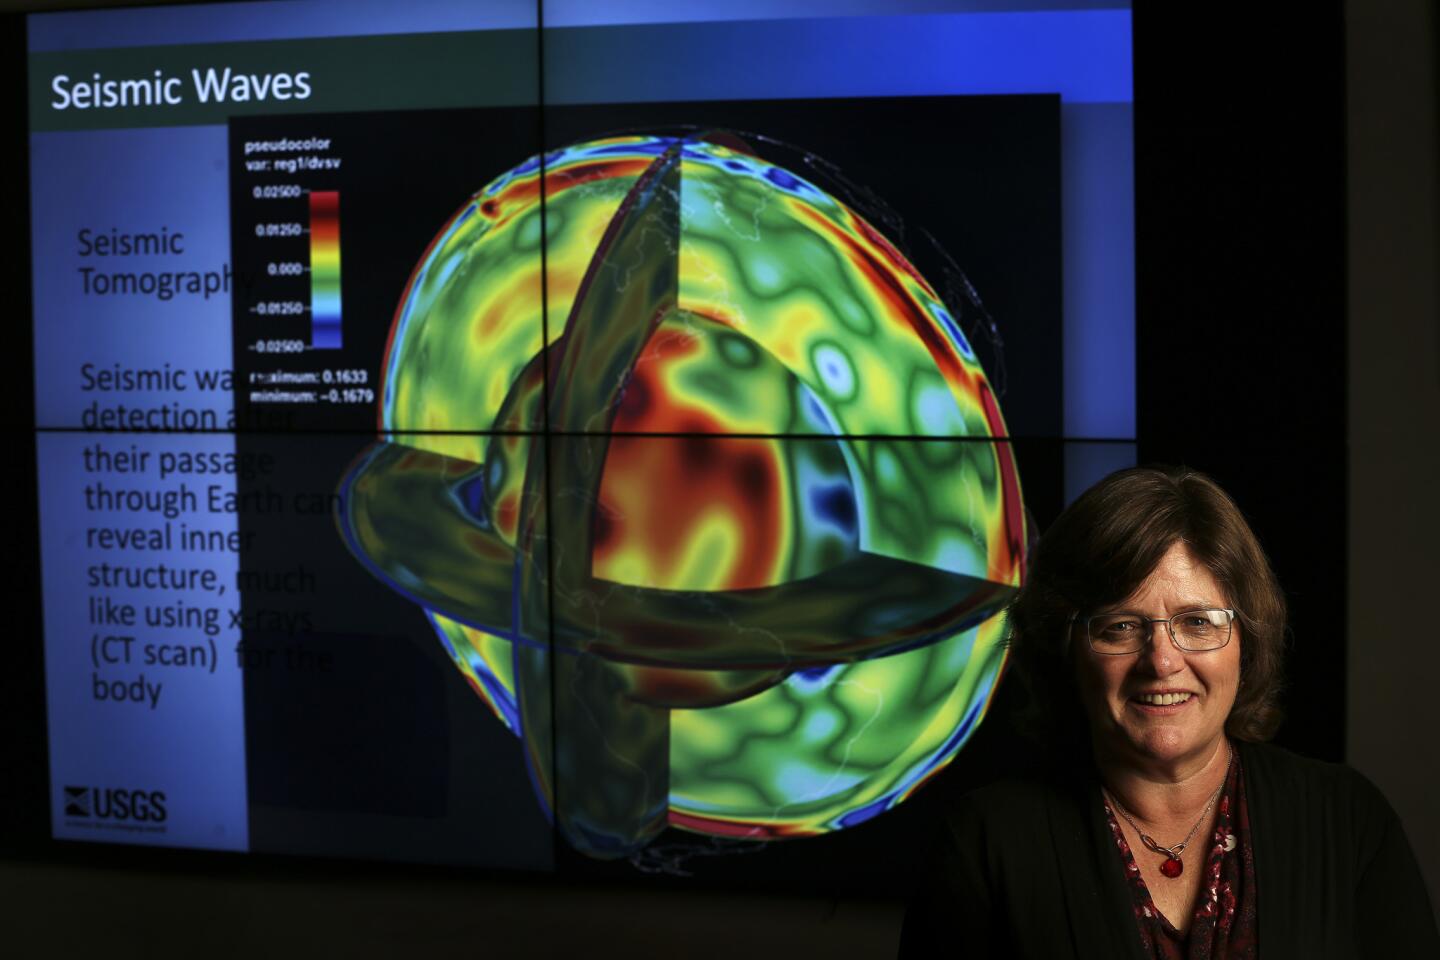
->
xmin=22 ymin=0 xmax=1133 ymax=887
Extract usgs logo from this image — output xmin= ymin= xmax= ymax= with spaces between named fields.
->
xmin=64 ymin=786 xmax=168 ymax=823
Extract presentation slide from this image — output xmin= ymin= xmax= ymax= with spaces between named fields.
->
xmin=26 ymin=0 xmax=1132 ymax=884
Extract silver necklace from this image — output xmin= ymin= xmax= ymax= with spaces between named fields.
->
xmin=1102 ymin=744 xmax=1233 ymax=880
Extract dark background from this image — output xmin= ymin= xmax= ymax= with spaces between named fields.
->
xmin=5 ymin=1 xmax=1426 ymax=955
xmin=1131 ymin=2 xmax=1347 ymax=766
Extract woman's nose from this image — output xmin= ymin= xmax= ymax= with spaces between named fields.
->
xmin=1138 ymin=621 xmax=1182 ymax=673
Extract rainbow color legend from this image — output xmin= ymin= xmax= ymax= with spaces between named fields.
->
xmin=308 ymin=190 xmax=342 ymax=350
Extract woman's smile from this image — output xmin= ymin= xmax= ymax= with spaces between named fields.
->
xmin=1128 ymin=689 xmax=1196 ymax=713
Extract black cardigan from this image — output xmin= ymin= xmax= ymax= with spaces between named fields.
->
xmin=901 ymin=740 xmax=1438 ymax=958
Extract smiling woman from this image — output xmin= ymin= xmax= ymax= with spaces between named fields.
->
xmin=904 ymin=466 xmax=1439 ymax=959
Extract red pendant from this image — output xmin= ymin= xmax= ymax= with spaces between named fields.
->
xmin=1159 ymin=857 xmax=1184 ymax=879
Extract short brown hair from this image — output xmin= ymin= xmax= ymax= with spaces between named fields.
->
xmin=1005 ymin=465 xmax=1286 ymax=744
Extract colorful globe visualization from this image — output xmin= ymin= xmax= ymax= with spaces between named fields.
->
xmin=337 ymin=133 xmax=1026 ymax=859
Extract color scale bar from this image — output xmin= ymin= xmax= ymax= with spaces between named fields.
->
xmin=309 ymin=190 xmax=342 ymax=349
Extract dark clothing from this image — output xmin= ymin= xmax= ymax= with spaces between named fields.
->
xmin=901 ymin=740 xmax=1438 ymax=958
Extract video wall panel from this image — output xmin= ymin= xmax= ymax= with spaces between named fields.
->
xmin=25 ymin=0 xmax=1133 ymax=887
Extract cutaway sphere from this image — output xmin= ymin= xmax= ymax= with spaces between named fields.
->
xmin=369 ymin=135 xmax=1025 ymax=839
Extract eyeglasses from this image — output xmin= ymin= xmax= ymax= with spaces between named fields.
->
xmin=1069 ymin=608 xmax=1236 ymax=655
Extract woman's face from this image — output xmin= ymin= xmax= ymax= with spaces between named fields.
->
xmin=1072 ymin=541 xmax=1242 ymax=773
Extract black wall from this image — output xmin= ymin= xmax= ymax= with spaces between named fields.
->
xmin=1133 ymin=3 xmax=1347 ymax=761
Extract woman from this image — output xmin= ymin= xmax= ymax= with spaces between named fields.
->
xmin=904 ymin=466 xmax=1437 ymax=958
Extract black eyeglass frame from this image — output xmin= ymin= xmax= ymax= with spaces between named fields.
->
xmin=1066 ymin=608 xmax=1238 ymax=656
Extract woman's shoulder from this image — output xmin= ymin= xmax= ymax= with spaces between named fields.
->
xmin=953 ymin=775 xmax=1070 ymax=818
xmin=1240 ymin=740 xmax=1439 ymax=950
xmin=939 ymin=768 xmax=1095 ymax=855
xmin=1238 ymin=739 xmax=1394 ymax=819
xmin=1239 ymin=739 xmax=1419 ymax=885
xmin=905 ymin=776 xmax=1087 ymax=958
